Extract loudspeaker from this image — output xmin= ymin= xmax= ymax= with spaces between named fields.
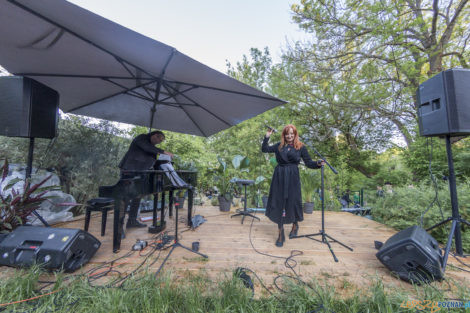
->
xmin=417 ymin=68 xmax=470 ymax=137
xmin=376 ymin=226 xmax=443 ymax=284
xmin=0 ymin=76 xmax=59 ymax=139
xmin=0 ymin=226 xmax=100 ymax=273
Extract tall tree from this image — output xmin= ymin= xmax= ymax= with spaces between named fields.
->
xmin=290 ymin=0 xmax=470 ymax=146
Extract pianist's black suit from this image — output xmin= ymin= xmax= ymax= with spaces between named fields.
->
xmin=119 ymin=133 xmax=164 ymax=227
xmin=119 ymin=133 xmax=164 ymax=171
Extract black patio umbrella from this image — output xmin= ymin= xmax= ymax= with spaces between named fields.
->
xmin=0 ymin=0 xmax=285 ymax=137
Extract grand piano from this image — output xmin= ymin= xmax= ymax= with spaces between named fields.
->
xmin=99 ymin=169 xmax=197 ymax=252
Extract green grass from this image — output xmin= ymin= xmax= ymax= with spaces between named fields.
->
xmin=0 ymin=267 xmax=468 ymax=313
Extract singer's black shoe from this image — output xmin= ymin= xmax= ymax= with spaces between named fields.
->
xmin=126 ymin=219 xmax=147 ymax=228
xmin=289 ymin=224 xmax=299 ymax=239
xmin=275 ymin=228 xmax=285 ymax=247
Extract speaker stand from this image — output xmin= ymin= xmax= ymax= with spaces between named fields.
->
xmin=25 ymin=137 xmax=50 ymax=227
xmin=426 ymin=135 xmax=470 ymax=270
xmin=291 ymin=163 xmax=353 ymax=262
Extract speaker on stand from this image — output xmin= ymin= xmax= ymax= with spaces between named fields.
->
xmin=378 ymin=69 xmax=470 ymax=282
xmin=0 ymin=76 xmax=60 ymax=226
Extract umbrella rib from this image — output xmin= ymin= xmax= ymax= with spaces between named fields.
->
xmin=158 ymin=102 xmax=196 ymax=107
xmin=114 ymin=57 xmax=137 ymax=79
xmin=9 ymin=0 xmax=159 ymax=80
xmin=68 ymin=79 xmax=158 ymax=113
xmin=159 ymin=85 xmax=198 ymax=102
xmin=163 ymin=81 xmax=232 ymax=127
xmin=142 ymin=85 xmax=157 ymax=100
xmin=102 ymin=78 xmax=154 ymax=101
xmin=160 ymin=83 xmax=207 ymax=136
xmin=178 ymin=103 xmax=208 ymax=137
xmin=15 ymin=73 xmax=154 ymax=80
xmin=145 ymin=87 xmax=175 ymax=99
xmin=114 ymin=57 xmax=155 ymax=100
xmin=167 ymin=80 xmax=287 ymax=103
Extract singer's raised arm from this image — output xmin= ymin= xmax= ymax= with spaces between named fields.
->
xmin=261 ymin=136 xmax=279 ymax=153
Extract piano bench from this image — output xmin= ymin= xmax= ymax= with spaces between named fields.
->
xmin=84 ymin=197 xmax=114 ymax=236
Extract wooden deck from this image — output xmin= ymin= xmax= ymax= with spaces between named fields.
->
xmin=2 ymin=204 xmax=469 ymax=294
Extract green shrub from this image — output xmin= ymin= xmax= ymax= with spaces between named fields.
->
xmin=0 ymin=159 xmax=55 ymax=232
xmin=371 ymin=182 xmax=470 ymax=252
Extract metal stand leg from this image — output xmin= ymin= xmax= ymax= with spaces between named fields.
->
xmin=155 ymin=194 xmax=208 ymax=275
xmin=230 ymin=184 xmax=260 ymax=224
xmin=149 ymin=192 xmax=166 ymax=234
xmin=291 ymin=166 xmax=353 ymax=262
xmin=113 ymin=198 xmax=126 ymax=253
xmin=425 ymin=135 xmax=470 ymax=271
xmin=169 ymin=189 xmax=174 ymax=217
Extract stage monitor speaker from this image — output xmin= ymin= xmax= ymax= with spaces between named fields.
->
xmin=417 ymin=68 xmax=470 ymax=137
xmin=376 ymin=225 xmax=443 ymax=284
xmin=0 ymin=226 xmax=100 ymax=273
xmin=0 ymin=76 xmax=59 ymax=139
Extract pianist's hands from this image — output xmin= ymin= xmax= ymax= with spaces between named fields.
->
xmin=164 ymin=151 xmax=174 ymax=158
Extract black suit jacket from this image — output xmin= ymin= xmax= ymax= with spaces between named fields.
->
xmin=119 ymin=133 xmax=164 ymax=171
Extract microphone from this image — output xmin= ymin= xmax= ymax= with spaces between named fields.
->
xmin=265 ymin=125 xmax=277 ymax=133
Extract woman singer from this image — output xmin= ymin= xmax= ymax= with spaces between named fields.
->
xmin=262 ymin=124 xmax=324 ymax=247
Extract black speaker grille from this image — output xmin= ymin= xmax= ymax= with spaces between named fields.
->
xmin=0 ymin=76 xmax=59 ymax=138
xmin=417 ymin=68 xmax=470 ymax=137
xmin=376 ymin=226 xmax=443 ymax=284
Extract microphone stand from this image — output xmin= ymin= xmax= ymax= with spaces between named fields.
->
xmin=291 ymin=146 xmax=353 ymax=262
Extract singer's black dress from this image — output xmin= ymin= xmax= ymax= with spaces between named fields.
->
xmin=261 ymin=136 xmax=320 ymax=225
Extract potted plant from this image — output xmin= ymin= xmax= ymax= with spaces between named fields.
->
xmin=214 ymin=156 xmax=233 ymax=212
xmin=213 ymin=155 xmax=250 ymax=212
xmin=174 ymin=189 xmax=186 ymax=210
xmin=300 ymin=170 xmax=317 ymax=214
xmin=255 ymin=156 xmax=277 ymax=208
xmin=254 ymin=175 xmax=268 ymax=208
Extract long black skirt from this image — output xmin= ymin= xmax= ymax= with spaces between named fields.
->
xmin=265 ymin=164 xmax=303 ymax=225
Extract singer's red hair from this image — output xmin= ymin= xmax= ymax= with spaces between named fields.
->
xmin=279 ymin=124 xmax=303 ymax=150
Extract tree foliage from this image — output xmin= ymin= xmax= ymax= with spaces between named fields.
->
xmin=129 ymin=126 xmax=216 ymax=192
xmin=289 ymin=0 xmax=470 ymax=147
xmin=0 ymin=115 xmax=129 ymax=205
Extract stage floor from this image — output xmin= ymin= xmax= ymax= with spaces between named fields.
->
xmin=3 ymin=205 xmax=469 ymax=295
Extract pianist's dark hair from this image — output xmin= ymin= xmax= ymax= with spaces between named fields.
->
xmin=149 ymin=130 xmax=165 ymax=138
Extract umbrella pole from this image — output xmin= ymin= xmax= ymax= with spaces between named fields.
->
xmin=148 ymin=104 xmax=156 ymax=132
xmin=148 ymin=49 xmax=175 ymax=131
xmin=148 ymin=78 xmax=162 ymax=132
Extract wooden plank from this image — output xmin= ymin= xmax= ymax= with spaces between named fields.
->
xmin=1 ymin=205 xmax=468 ymax=292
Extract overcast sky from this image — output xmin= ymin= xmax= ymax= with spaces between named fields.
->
xmin=68 ymin=0 xmax=309 ymax=73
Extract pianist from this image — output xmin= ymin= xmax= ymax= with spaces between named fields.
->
xmin=119 ymin=131 xmax=174 ymax=228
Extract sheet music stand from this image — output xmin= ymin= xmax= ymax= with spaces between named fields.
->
xmin=155 ymin=185 xmax=207 ymax=274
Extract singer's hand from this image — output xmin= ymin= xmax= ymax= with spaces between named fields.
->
xmin=266 ymin=129 xmax=274 ymax=137
xmin=317 ymin=160 xmax=326 ymax=167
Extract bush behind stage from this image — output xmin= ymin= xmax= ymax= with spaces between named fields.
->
xmin=369 ymin=182 xmax=470 ymax=252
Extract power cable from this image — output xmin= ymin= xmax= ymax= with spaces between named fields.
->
xmin=419 ymin=137 xmax=445 ymax=227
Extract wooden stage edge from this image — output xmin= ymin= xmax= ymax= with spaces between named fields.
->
xmin=2 ymin=205 xmax=469 ymax=297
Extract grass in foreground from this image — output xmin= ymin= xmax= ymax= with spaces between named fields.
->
xmin=0 ymin=267 xmax=468 ymax=313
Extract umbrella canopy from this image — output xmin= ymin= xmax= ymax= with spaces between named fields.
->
xmin=0 ymin=0 xmax=285 ymax=137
